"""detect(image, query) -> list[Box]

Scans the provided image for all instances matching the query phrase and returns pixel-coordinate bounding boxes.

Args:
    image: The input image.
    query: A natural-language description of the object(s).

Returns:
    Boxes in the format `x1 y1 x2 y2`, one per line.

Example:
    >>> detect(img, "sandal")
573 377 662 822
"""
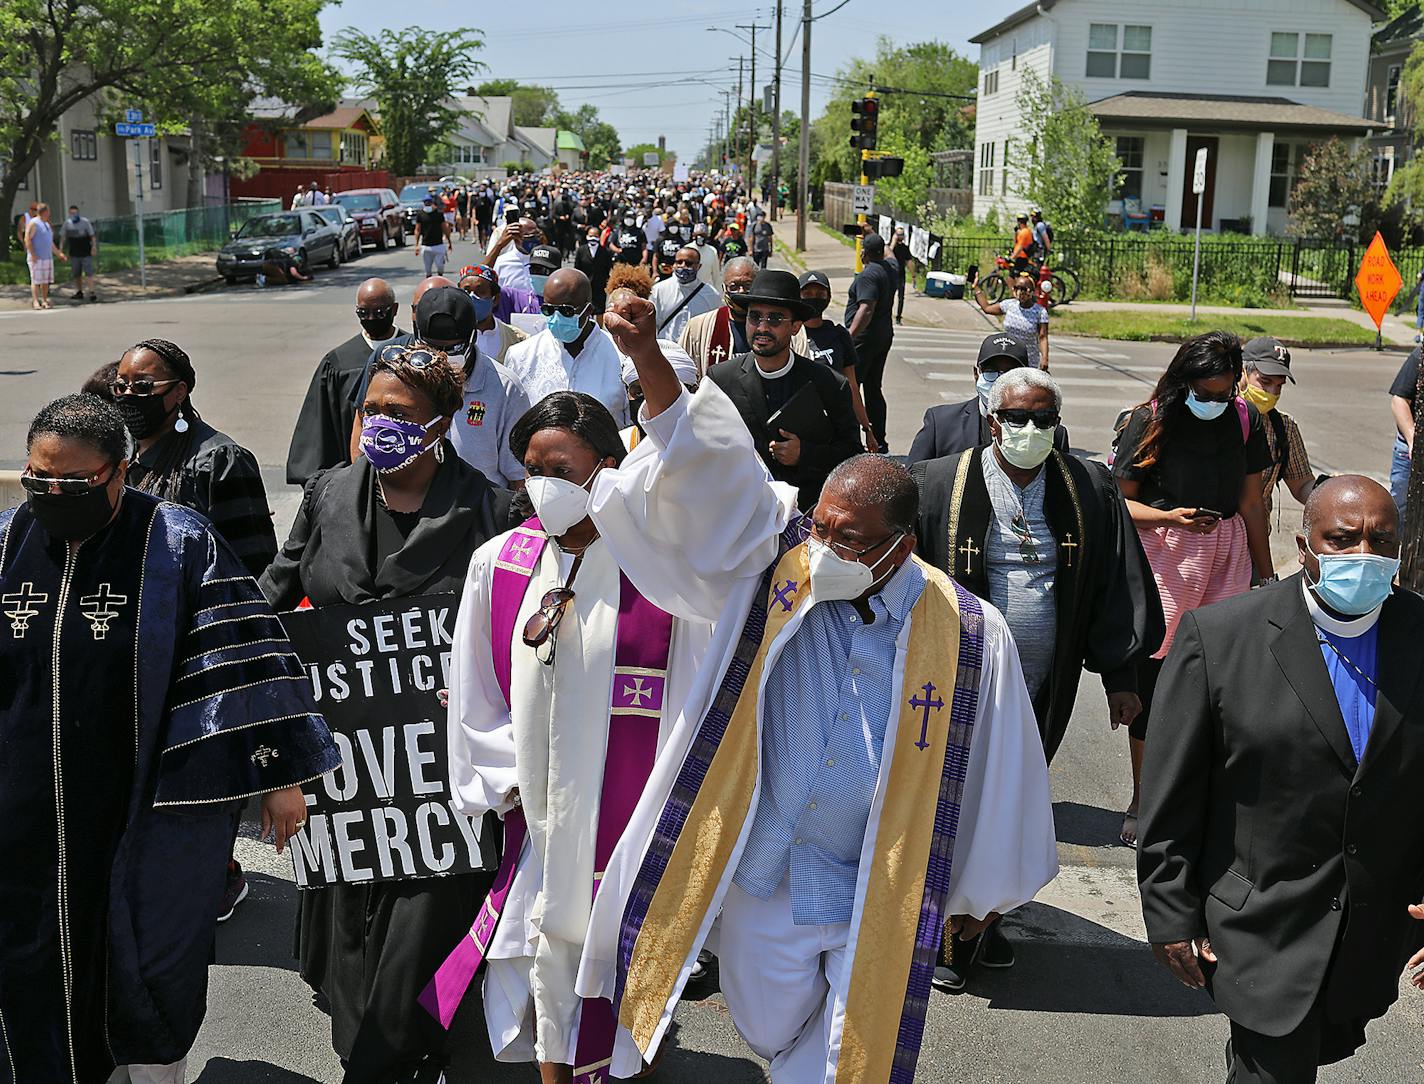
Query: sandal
1119 811 1139 849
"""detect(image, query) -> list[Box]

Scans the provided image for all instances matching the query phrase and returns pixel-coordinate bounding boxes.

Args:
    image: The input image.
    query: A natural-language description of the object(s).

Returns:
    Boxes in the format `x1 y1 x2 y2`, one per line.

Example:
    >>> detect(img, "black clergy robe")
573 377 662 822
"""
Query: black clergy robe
911 447 1164 761
286 329 404 486
0 489 337 1080
261 447 509 1081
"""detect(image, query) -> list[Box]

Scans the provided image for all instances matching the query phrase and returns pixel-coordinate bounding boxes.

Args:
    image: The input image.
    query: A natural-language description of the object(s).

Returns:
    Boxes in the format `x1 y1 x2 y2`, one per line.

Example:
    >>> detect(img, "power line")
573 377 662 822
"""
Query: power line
811 0 855 19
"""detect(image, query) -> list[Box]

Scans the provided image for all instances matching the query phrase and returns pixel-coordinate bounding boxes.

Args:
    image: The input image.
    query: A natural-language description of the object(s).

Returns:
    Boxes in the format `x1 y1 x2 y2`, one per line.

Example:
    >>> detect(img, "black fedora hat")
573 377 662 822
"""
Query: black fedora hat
740 269 814 319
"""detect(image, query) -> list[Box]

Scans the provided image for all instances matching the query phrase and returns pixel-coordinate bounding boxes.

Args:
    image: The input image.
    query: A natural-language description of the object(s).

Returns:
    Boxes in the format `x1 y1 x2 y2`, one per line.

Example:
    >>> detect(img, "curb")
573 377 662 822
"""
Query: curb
1052 329 1408 351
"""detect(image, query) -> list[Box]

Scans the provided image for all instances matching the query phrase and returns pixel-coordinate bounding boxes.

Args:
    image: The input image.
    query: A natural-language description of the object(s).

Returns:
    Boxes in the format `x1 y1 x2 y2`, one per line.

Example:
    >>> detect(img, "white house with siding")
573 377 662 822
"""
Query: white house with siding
969 0 1385 235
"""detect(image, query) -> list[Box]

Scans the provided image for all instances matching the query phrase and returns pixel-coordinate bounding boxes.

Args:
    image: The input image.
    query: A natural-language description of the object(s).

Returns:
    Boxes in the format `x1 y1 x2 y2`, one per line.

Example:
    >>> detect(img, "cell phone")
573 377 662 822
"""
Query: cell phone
1191 508 1223 521
505 208 520 224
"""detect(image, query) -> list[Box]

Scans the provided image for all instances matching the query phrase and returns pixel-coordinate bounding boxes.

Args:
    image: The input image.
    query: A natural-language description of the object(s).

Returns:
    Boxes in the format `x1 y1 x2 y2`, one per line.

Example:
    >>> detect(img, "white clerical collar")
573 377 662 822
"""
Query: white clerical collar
363 329 401 350
754 353 795 379
1301 577 1383 636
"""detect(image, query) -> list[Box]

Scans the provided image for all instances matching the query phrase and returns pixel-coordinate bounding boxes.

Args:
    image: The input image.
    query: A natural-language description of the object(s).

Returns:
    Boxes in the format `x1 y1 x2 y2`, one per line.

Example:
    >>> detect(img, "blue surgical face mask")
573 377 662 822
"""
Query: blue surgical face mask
530 274 549 297
976 371 999 411
1186 391 1231 421
469 293 494 322
547 307 587 344
1308 547 1400 616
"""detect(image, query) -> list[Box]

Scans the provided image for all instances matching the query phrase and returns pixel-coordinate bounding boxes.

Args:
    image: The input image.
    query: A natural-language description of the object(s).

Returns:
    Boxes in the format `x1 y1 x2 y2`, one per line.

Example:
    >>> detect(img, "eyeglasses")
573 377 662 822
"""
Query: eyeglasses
539 302 590 319
995 409 1060 430
523 586 575 665
1010 512 1041 564
745 310 793 328
379 344 447 370
109 376 179 397
21 463 120 495
811 526 897 562
725 284 751 295
355 305 397 320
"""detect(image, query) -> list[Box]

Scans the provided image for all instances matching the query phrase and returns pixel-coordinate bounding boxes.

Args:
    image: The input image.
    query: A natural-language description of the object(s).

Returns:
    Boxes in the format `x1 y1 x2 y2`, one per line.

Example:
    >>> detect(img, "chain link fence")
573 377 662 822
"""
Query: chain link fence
91 199 283 272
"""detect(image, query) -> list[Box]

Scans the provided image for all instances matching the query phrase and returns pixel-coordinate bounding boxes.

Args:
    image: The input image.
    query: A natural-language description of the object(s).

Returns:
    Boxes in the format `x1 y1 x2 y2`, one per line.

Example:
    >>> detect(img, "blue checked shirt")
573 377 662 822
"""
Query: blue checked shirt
733 559 926 925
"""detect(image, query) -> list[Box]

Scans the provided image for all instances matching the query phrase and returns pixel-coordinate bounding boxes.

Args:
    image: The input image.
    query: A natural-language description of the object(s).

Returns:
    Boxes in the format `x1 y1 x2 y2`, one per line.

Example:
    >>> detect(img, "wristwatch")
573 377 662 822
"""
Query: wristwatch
1258 573 1279 586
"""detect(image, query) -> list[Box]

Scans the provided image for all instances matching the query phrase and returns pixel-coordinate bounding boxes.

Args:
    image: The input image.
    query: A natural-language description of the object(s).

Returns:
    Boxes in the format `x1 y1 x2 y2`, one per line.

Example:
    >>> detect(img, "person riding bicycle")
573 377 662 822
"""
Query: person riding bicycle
1031 209 1053 261
1011 213 1035 274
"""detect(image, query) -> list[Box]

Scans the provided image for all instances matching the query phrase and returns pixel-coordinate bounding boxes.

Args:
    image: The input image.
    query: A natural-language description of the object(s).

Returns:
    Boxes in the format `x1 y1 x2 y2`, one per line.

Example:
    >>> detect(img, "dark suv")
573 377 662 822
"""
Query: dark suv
332 188 406 250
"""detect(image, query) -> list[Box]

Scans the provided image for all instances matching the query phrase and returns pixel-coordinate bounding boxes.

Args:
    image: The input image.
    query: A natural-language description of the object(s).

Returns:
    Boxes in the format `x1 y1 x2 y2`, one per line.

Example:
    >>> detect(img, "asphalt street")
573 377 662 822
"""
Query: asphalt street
5 245 1423 1082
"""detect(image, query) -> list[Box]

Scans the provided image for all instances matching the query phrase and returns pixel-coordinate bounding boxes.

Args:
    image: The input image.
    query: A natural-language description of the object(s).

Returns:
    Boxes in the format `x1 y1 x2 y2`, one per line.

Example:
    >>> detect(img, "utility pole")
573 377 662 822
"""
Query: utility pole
771 2 783 221
736 22 768 189
736 55 745 177
796 0 811 251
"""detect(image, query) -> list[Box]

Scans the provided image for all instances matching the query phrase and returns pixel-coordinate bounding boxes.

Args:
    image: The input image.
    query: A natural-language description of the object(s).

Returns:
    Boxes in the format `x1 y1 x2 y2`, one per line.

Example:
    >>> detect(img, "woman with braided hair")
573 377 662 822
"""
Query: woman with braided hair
113 338 277 581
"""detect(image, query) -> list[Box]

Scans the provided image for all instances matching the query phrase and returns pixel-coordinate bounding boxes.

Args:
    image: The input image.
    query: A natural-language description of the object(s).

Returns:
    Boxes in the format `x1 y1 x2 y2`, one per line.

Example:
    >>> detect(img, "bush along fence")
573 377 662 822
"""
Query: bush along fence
91 199 283 274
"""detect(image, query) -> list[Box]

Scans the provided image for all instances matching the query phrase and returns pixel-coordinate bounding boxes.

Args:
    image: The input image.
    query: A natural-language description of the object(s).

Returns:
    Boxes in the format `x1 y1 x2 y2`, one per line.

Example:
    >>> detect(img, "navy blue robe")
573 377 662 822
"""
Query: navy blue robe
0 488 338 1080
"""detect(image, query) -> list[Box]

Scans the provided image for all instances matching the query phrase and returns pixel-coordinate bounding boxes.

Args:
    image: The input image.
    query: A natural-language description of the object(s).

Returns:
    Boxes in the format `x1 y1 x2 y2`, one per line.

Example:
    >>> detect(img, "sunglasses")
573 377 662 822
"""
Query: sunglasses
995 409 1060 430
746 310 793 328
21 462 120 495
355 305 397 320
539 302 590 319
379 344 447 370
110 376 179 397
1010 512 1041 564
523 586 575 665
1189 386 1235 404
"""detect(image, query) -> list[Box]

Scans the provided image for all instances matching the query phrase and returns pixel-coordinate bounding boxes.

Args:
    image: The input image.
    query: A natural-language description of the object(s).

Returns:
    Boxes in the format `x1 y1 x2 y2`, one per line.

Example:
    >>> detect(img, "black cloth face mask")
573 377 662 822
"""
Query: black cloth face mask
115 393 175 441
27 481 117 542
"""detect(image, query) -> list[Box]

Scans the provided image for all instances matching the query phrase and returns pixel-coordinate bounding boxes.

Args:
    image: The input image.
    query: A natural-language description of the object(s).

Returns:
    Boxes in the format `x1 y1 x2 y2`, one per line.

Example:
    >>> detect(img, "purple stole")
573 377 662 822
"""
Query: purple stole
420 518 674 1082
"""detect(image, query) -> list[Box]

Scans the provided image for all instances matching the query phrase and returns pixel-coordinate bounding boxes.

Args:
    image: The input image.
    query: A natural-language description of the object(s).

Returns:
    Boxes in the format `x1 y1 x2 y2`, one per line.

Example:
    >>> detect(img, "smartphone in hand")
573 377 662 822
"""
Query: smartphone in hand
1191 508 1223 521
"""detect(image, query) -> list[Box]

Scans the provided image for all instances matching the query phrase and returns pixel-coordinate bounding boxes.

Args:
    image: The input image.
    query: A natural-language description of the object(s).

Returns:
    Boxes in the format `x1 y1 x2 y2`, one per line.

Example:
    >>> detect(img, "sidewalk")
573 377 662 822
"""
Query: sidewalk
0 252 221 311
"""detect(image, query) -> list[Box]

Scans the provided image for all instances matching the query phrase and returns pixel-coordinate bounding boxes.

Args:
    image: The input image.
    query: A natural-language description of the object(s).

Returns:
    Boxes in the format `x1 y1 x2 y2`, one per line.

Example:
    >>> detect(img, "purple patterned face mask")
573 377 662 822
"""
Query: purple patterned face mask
360 414 440 473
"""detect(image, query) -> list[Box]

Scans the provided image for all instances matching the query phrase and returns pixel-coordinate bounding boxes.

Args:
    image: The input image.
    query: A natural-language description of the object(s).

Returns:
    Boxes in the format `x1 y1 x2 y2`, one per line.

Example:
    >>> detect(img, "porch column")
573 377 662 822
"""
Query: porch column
1250 131 1274 236
1164 127 1188 232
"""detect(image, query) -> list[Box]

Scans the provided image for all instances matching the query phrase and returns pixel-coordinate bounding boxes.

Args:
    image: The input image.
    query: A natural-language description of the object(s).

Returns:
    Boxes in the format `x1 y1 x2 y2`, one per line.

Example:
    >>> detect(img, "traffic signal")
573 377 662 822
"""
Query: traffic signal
863 156 905 181
850 97 879 151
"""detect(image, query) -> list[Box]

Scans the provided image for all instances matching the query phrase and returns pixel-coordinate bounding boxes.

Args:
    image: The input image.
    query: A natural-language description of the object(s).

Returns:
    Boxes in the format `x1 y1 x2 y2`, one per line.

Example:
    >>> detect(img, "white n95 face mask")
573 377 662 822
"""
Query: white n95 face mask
525 464 601 536
807 534 903 603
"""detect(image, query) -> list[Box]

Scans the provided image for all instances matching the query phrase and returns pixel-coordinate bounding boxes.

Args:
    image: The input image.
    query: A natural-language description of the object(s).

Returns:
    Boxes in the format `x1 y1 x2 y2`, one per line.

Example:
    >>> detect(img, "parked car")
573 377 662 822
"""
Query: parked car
215 210 342 283
332 187 405 250
312 205 362 262
397 182 440 233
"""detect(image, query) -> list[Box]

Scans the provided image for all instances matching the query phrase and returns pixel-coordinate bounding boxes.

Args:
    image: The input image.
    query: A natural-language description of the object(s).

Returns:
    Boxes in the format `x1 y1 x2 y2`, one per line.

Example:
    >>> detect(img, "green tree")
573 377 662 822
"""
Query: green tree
553 103 620 169
1293 136 1376 241
1010 70 1120 241
510 85 560 127
334 26 485 177
0 0 341 258
1385 35 1424 231
472 78 520 97
624 143 668 169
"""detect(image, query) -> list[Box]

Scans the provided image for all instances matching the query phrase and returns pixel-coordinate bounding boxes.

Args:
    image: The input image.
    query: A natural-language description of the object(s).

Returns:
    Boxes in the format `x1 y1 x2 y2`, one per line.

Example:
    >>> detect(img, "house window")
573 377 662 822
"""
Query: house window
1387 64 1401 121
149 140 162 189
456 144 486 165
341 131 367 165
983 69 999 96
1268 142 1302 208
70 129 97 161
978 141 996 197
1373 148 1395 194
1115 136 1145 200
1268 32 1331 88
1002 138 1011 195
286 130 333 160
1087 24 1151 80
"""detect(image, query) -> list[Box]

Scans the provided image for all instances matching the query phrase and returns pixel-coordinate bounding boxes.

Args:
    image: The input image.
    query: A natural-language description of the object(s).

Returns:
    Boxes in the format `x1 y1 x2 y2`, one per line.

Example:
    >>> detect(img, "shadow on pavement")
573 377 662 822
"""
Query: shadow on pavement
214 871 300 973
194 1059 324 1083
1053 800 1129 848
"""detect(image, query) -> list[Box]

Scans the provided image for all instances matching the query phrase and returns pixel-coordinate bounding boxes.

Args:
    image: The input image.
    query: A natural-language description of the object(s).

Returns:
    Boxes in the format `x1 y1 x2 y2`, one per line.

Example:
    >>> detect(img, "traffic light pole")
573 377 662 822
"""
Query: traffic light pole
796 0 811 251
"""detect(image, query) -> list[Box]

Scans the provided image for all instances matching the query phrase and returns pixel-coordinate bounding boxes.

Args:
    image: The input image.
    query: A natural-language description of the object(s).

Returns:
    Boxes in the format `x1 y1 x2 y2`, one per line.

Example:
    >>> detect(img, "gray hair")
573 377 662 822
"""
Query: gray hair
723 255 756 282
987 366 1063 414
822 454 918 535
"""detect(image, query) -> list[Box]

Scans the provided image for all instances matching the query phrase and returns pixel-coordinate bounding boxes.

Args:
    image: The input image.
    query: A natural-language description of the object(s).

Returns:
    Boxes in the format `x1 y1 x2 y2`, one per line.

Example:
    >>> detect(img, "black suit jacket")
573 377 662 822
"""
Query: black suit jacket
707 351 863 511
906 398 1070 466
285 331 373 485
1139 577 1424 1037
574 242 615 306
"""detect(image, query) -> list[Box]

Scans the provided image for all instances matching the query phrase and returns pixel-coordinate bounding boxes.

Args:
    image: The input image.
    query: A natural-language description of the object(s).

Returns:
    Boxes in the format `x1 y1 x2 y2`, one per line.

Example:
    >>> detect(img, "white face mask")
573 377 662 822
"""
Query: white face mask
807 534 903 603
525 463 602 536
996 420 1056 469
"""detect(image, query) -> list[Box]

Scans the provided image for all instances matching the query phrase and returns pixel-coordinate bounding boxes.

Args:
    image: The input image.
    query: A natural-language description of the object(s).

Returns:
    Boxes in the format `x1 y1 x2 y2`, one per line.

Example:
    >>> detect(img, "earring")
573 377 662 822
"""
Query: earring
174 414 189 434
433 440 445 463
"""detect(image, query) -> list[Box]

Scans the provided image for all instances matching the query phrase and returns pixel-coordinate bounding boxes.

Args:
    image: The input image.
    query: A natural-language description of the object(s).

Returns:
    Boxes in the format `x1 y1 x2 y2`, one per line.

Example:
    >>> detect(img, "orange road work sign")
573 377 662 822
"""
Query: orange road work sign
1355 232 1403 331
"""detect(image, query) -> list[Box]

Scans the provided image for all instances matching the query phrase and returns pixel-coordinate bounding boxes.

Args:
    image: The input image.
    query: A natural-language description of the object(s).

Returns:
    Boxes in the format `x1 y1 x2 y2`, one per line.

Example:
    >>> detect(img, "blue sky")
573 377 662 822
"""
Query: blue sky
317 0 981 160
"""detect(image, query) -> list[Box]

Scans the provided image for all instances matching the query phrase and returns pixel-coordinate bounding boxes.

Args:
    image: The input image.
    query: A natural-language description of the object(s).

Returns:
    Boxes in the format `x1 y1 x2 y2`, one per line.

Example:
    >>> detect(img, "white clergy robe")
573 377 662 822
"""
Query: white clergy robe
576 382 1058 1080
447 531 710 1066
502 325 631 428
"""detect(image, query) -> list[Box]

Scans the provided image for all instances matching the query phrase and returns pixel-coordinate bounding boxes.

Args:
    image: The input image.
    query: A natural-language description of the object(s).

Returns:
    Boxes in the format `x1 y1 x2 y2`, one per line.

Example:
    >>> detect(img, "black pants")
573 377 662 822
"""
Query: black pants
1128 655 1164 741
855 336 892 446
895 275 907 320
1226 992 1367 1083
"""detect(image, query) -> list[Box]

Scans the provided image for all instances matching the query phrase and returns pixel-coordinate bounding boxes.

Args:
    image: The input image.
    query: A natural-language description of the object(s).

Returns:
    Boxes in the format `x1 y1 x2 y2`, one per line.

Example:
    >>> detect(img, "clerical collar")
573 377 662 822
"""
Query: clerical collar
1302 578 1382 636
755 354 795 380
363 329 401 350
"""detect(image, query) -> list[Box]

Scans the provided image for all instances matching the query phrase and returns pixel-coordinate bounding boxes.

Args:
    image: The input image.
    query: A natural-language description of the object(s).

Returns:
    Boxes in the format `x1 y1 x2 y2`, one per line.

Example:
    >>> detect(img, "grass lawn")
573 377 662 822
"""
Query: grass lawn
819 222 856 248
0 242 216 285
1051 309 1382 346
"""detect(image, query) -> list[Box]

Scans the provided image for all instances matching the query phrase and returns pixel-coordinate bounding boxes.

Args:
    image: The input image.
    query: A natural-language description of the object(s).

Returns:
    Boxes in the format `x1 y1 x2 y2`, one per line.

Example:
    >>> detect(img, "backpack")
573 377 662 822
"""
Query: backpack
1108 397 1249 467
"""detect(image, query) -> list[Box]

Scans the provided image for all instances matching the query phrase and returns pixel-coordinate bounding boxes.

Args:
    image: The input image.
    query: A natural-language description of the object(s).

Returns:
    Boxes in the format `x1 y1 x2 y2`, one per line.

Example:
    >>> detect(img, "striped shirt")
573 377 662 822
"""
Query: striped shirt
733 558 926 926
1260 408 1311 518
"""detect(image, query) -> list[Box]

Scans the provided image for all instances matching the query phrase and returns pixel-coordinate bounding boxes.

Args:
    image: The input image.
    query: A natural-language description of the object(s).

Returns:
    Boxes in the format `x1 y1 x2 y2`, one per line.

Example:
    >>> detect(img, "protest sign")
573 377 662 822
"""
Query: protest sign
279 595 491 888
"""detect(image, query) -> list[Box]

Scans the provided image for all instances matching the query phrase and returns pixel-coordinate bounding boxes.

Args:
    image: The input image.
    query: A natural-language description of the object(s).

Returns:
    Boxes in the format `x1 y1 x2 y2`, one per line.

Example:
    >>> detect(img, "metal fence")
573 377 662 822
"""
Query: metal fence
93 199 282 272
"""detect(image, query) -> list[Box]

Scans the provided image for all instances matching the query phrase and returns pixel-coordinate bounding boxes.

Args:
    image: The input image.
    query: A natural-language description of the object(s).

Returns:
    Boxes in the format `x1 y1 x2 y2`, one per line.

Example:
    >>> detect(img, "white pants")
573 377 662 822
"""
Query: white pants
108 1059 187 1084
422 243 447 275
718 881 850 1083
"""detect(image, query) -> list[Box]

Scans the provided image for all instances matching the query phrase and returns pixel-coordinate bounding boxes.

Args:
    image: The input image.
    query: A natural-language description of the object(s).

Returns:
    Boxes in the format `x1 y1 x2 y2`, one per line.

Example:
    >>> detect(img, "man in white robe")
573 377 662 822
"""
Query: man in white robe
568 295 1057 1082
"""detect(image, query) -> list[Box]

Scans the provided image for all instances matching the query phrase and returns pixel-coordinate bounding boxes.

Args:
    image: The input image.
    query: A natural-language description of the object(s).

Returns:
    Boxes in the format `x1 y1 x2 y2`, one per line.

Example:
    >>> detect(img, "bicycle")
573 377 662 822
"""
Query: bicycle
975 254 1069 310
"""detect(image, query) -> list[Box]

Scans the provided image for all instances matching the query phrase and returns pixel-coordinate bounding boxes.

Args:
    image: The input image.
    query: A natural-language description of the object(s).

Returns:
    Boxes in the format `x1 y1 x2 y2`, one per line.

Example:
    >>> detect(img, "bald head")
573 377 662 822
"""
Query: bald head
1302 475 1397 539
544 267 591 308
822 455 919 536
412 275 454 310
355 278 395 307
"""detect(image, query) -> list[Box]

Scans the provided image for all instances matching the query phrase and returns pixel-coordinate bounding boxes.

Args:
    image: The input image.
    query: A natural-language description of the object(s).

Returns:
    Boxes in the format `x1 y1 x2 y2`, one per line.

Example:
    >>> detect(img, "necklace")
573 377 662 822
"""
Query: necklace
1316 634 1378 692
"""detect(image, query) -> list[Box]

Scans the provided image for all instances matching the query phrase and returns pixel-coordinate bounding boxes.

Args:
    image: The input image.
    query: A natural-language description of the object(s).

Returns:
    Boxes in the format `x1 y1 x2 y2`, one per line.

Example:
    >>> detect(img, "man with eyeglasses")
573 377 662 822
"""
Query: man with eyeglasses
503 266 630 427
907 334 1071 465
911 366 1163 991
678 256 808 378
286 277 407 485
703 269 862 511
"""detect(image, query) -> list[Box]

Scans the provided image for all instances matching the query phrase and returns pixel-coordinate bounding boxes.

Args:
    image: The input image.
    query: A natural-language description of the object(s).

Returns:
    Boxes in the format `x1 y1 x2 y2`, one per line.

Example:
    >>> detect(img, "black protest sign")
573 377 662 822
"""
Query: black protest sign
279 594 489 888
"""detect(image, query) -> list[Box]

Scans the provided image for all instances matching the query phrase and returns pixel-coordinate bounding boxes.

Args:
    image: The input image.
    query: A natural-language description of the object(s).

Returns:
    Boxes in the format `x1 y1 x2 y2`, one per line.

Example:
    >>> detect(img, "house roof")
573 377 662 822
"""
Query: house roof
556 129 586 152
515 126 557 157
1374 5 1424 48
1088 92 1378 132
971 0 1384 45
298 105 374 131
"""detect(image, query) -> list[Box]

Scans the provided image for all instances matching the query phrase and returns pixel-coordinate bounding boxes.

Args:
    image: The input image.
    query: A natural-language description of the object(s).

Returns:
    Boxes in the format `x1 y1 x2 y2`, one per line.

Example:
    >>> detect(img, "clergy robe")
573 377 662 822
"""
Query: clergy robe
574 384 1058 1081
447 527 712 1068
911 446 1164 762
0 488 338 1081
260 448 509 1081
286 329 404 485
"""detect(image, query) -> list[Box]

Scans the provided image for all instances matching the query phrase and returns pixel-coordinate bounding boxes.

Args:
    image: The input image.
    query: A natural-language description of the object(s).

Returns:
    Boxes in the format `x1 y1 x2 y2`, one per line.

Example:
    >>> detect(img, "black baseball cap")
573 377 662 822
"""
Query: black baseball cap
1243 336 1296 384
798 270 831 291
415 286 477 342
529 244 562 273
977 333 1030 370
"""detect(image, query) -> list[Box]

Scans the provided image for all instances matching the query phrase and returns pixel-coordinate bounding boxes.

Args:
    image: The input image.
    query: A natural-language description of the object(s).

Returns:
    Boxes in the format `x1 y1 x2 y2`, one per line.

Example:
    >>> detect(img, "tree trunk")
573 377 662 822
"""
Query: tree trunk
1402 368 1424 594
186 118 207 208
